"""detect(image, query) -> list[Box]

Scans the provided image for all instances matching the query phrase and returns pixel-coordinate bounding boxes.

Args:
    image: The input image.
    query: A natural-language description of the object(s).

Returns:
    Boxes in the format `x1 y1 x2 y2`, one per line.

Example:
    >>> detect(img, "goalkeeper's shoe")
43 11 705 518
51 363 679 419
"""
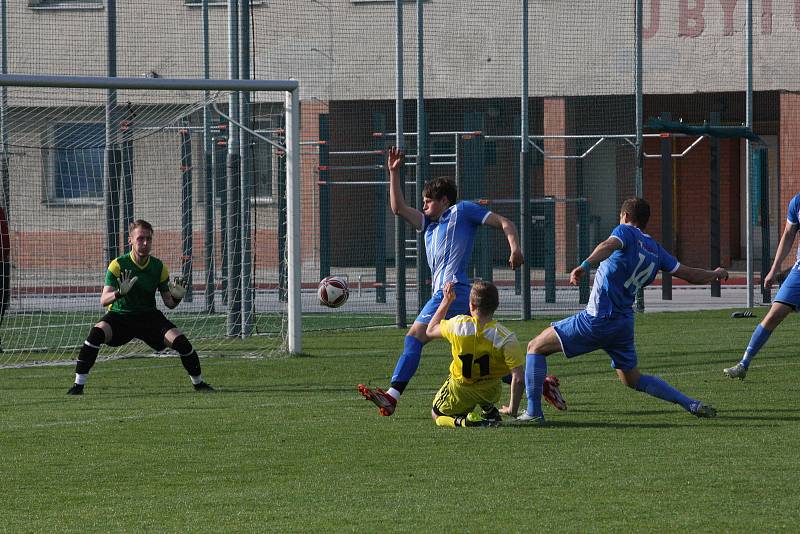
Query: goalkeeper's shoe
66 384 84 396
723 362 748 380
542 375 567 411
193 381 215 392
515 411 545 425
358 384 397 416
691 402 717 418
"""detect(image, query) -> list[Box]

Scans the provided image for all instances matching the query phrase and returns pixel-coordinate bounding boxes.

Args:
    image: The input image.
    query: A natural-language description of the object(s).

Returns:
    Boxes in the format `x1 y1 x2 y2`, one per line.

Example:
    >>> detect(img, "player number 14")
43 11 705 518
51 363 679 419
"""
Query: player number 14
623 253 655 292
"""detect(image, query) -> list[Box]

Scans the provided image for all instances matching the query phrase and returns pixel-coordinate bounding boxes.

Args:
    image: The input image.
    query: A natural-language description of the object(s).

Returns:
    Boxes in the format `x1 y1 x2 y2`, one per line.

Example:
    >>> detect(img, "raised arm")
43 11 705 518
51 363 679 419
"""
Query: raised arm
387 146 424 231
763 222 799 289
425 282 456 339
569 236 623 285
484 212 524 270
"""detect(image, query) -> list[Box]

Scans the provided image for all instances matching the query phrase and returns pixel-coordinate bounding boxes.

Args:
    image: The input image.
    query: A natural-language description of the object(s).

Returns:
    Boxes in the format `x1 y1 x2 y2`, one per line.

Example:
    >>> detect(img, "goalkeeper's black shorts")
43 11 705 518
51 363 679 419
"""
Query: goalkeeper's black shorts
100 310 178 350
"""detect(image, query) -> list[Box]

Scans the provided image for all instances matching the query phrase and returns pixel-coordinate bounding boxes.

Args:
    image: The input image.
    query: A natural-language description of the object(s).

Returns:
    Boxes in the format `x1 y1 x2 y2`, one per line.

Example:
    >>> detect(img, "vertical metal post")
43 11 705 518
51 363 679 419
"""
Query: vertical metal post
395 0 407 328
179 120 194 303
239 0 253 336
0 0 9 215
373 113 387 303
277 138 287 302
286 88 301 354
215 121 229 305
710 111 721 297
416 0 431 310
121 107 134 252
759 148 771 304
105 0 120 263
318 114 331 279
202 0 215 313
745 0 754 308
520 0 531 319
226 0 242 335
634 0 645 312
660 112 672 300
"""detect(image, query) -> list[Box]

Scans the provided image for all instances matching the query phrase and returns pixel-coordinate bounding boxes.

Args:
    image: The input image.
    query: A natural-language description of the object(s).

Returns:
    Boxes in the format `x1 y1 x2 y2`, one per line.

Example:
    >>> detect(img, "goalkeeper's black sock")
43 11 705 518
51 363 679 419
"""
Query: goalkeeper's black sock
173 335 202 378
75 327 104 376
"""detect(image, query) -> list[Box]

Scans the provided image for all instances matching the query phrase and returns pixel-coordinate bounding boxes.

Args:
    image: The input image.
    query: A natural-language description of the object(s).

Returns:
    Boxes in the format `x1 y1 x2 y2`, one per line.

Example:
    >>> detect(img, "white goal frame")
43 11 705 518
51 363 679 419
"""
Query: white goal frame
0 74 302 354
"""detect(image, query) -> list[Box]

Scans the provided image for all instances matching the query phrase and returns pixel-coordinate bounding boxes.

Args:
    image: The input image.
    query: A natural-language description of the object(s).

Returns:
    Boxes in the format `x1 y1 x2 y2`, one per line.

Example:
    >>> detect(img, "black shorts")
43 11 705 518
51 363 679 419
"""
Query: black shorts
100 310 177 350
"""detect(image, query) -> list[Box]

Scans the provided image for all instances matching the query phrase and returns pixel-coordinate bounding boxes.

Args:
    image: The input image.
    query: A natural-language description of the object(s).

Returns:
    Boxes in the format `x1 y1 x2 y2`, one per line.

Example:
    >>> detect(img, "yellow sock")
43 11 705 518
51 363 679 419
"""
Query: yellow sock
435 415 457 428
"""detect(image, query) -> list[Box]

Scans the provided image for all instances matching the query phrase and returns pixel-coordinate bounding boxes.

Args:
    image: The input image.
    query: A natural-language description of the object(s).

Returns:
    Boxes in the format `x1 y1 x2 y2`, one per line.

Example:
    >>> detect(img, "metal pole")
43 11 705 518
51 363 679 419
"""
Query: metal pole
395 0 407 328
202 0 215 313
660 112 673 300
745 0 754 308
634 0 645 312
520 0 531 320
227 0 242 335
239 0 253 336
0 0 8 215
179 119 194 302
286 88 301 354
416 0 430 310
710 111 721 297
104 0 120 264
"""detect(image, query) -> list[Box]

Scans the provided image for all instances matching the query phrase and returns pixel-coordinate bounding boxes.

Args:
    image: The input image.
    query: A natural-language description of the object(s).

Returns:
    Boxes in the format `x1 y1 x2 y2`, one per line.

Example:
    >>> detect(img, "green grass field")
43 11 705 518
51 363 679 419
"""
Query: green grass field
1 309 798 532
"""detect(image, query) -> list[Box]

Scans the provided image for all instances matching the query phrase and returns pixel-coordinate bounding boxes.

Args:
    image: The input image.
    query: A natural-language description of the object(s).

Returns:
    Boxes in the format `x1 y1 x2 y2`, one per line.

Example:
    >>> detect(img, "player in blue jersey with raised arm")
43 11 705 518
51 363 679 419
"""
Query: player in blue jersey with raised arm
518 197 728 423
359 146 527 416
723 192 800 380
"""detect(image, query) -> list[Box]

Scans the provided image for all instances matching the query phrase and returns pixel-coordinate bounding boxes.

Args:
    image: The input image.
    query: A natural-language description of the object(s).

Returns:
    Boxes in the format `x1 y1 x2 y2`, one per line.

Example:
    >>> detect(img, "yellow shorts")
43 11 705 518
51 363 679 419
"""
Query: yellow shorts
432 375 502 416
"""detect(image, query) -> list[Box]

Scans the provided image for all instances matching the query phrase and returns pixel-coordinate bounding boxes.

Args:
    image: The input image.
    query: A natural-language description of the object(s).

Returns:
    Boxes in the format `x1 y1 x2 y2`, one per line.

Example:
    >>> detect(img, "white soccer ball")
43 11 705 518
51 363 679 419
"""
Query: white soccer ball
318 275 349 308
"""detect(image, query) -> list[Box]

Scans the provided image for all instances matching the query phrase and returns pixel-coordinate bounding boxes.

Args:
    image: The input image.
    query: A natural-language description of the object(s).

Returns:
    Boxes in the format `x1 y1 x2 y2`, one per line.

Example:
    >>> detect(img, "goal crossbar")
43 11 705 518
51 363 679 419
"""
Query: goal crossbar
0 74 303 355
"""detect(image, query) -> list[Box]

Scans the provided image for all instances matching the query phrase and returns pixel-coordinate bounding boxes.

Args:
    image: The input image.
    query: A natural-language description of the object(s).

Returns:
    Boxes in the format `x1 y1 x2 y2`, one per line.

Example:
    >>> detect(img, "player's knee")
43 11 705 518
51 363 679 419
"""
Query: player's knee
171 334 193 356
86 326 106 348
528 335 548 354
408 323 429 343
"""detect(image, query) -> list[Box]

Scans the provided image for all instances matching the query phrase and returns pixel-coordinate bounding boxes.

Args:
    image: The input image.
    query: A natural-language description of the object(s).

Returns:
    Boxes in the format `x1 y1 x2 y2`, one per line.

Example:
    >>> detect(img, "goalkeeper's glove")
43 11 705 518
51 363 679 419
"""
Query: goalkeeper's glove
116 270 138 298
168 276 188 301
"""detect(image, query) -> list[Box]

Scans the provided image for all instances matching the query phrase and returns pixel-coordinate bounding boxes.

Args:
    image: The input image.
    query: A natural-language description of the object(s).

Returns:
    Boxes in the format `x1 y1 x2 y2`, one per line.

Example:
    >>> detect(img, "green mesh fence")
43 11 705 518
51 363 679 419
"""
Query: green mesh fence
0 1 797 363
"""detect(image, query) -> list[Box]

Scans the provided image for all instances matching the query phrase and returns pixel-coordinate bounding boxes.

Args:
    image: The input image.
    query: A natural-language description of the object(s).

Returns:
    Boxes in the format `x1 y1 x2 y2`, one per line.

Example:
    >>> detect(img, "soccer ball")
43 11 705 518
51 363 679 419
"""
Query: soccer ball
318 275 349 308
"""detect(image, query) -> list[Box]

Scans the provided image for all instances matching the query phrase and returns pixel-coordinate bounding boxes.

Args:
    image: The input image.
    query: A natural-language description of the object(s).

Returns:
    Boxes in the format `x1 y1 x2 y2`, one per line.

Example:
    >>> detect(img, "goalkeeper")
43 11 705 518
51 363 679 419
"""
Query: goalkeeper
67 219 214 395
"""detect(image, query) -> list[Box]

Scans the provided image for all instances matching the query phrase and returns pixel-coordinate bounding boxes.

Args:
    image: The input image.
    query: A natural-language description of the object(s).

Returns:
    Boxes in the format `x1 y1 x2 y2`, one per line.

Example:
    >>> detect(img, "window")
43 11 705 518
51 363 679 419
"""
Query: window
47 123 105 204
28 0 102 9
251 117 281 202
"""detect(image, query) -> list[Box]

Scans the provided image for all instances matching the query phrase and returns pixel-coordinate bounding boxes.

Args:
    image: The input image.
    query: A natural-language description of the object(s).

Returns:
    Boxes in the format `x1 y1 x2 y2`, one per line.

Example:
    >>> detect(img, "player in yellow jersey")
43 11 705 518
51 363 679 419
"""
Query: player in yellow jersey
425 280 525 427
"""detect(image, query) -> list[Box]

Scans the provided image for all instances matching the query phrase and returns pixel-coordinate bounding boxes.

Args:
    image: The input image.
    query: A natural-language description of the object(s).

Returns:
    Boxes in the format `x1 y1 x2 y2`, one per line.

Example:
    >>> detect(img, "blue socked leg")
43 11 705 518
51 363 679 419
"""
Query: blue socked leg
391 336 424 385
525 353 547 418
636 374 694 412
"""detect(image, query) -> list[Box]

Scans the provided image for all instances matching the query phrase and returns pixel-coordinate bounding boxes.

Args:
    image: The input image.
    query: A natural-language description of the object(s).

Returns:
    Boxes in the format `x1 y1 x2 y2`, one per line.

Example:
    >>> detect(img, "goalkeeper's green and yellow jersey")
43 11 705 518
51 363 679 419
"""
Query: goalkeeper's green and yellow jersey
439 315 524 385
104 252 170 313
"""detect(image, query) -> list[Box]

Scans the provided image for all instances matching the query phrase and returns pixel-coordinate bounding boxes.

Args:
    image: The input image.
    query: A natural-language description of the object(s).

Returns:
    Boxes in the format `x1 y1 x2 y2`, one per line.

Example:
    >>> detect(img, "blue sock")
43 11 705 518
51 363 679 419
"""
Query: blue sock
741 325 771 368
525 353 547 418
390 336 424 385
636 374 695 413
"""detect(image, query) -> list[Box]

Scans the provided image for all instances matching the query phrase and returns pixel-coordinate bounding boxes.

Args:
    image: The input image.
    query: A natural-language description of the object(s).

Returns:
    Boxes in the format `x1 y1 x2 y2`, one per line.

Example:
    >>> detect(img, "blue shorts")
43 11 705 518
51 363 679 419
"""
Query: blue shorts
551 310 638 370
415 283 471 324
774 267 800 309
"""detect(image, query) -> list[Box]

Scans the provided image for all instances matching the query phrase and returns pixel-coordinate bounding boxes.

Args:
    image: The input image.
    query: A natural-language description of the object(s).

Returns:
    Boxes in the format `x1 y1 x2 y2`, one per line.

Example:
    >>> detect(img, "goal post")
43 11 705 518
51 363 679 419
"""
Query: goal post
0 73 302 365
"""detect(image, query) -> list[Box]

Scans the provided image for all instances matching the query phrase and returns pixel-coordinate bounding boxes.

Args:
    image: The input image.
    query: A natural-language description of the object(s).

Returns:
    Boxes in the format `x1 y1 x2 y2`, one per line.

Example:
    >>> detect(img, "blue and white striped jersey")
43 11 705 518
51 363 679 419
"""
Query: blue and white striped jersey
422 201 490 293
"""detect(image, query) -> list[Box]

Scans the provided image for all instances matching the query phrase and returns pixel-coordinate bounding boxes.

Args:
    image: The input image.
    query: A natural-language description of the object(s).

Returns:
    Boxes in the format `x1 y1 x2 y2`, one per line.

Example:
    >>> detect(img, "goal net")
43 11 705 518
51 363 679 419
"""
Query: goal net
0 75 300 368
